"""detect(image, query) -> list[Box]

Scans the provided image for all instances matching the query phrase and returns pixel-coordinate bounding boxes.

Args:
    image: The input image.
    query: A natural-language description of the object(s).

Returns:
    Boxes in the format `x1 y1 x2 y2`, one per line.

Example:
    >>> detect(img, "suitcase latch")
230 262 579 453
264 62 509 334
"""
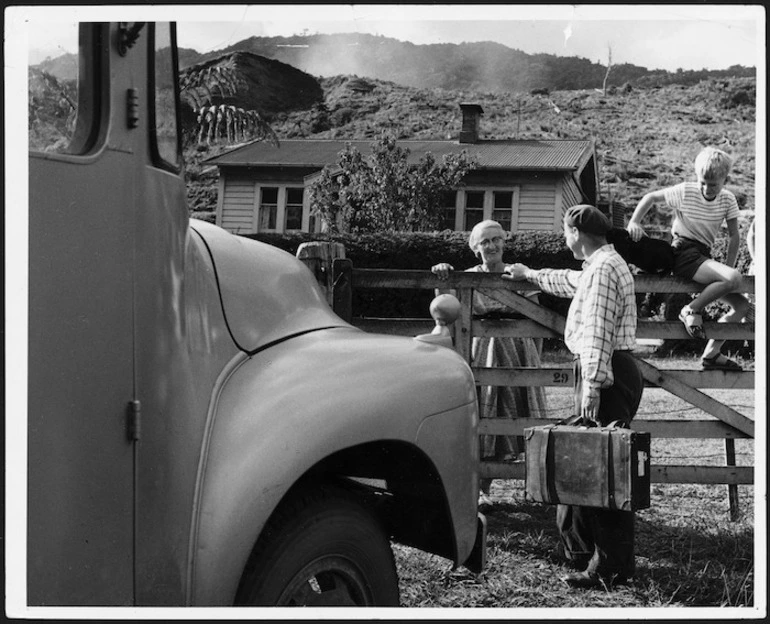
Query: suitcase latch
637 450 648 476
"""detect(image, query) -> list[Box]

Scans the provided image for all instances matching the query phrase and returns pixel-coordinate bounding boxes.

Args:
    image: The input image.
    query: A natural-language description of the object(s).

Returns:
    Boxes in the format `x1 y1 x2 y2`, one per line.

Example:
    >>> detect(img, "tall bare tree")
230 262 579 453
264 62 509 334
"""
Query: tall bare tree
603 44 614 95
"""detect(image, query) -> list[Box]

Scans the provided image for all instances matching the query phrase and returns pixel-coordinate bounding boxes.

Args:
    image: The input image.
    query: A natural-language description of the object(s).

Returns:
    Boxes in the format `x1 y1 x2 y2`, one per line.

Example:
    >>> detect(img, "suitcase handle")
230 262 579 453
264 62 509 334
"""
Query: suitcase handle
557 414 597 428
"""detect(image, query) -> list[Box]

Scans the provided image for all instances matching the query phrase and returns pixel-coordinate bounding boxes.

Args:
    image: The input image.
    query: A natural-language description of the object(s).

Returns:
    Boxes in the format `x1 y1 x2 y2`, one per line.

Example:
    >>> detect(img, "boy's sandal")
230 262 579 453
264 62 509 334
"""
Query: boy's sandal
701 354 742 371
678 309 707 339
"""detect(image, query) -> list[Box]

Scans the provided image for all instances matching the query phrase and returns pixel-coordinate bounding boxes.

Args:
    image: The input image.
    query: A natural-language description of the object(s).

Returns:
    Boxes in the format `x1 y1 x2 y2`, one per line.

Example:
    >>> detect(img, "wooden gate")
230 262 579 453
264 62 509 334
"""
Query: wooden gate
327 258 755 519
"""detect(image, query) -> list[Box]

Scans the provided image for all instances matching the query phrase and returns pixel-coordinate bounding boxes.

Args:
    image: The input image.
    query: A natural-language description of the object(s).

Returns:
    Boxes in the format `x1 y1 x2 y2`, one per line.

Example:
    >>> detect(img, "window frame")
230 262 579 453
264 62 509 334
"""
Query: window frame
147 22 182 173
458 187 519 232
257 186 279 231
28 22 108 157
284 187 305 231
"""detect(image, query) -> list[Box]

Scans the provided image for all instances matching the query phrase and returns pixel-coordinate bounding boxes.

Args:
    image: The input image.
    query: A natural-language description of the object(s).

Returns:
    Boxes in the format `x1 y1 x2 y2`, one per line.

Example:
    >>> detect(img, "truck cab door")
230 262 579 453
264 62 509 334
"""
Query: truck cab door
28 23 137 605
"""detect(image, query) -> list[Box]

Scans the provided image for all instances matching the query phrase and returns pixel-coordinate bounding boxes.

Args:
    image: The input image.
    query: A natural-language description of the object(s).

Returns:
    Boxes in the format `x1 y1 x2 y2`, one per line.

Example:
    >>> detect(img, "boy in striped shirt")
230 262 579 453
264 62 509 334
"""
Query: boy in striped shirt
626 146 749 371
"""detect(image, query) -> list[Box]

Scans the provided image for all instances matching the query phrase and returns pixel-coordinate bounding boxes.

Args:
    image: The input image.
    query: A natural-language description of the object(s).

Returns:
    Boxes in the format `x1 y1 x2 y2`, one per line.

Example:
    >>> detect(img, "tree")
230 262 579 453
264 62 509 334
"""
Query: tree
602 44 614 95
179 58 278 147
309 135 476 234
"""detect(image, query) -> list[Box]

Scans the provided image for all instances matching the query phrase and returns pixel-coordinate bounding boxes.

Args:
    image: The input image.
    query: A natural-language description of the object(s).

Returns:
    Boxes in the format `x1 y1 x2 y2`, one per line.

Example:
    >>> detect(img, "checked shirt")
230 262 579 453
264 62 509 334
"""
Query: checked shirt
530 245 637 398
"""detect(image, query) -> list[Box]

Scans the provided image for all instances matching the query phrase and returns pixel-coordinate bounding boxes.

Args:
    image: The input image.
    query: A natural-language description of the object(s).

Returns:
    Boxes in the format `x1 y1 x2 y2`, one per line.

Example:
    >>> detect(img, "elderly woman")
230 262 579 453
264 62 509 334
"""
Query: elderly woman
432 220 548 503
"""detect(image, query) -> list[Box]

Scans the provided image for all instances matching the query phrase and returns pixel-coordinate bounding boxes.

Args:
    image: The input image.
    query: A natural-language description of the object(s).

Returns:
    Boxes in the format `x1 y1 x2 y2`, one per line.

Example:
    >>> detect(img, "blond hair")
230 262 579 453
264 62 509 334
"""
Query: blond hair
468 220 506 254
694 146 732 180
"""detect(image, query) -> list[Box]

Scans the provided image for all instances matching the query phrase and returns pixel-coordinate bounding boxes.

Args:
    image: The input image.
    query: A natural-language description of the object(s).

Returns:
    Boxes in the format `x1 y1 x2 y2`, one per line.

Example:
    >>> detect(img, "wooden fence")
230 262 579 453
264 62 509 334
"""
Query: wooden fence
308 247 755 519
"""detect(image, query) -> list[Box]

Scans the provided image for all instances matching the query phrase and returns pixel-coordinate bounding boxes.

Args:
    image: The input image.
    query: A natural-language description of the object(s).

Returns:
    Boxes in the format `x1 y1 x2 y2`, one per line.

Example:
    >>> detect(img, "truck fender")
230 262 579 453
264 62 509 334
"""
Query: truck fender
185 328 478 605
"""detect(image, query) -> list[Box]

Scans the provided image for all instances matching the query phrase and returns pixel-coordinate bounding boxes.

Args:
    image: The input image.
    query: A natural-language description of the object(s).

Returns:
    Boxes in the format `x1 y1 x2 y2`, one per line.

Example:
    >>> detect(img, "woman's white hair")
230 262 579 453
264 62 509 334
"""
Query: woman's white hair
468 219 506 253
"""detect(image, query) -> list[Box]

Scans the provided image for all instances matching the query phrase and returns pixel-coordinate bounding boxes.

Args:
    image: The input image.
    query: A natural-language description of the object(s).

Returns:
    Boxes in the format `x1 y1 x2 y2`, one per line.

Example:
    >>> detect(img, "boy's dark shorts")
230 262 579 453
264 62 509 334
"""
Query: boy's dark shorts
671 236 711 280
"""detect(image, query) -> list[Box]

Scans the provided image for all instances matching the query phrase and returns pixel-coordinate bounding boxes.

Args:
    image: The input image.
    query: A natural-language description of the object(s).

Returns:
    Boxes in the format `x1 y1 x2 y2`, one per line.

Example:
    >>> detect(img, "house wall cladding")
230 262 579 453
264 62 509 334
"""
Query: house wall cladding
560 176 585 216
517 182 558 230
220 178 256 233
216 166 590 234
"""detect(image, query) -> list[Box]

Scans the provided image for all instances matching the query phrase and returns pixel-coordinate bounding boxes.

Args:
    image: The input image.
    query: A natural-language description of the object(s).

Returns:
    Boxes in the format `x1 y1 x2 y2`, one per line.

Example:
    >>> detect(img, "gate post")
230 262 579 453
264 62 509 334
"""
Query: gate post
454 287 474 364
725 438 739 521
296 241 346 307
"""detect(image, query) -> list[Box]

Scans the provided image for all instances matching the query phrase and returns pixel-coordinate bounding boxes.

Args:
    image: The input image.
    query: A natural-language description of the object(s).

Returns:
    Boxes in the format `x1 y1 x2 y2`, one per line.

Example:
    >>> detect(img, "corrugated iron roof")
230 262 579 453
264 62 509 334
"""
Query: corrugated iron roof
205 138 594 171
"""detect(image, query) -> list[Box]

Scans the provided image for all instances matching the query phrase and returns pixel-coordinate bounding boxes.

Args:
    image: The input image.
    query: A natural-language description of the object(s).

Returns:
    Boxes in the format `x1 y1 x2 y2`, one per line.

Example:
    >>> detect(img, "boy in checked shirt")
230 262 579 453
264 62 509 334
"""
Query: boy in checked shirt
504 204 644 589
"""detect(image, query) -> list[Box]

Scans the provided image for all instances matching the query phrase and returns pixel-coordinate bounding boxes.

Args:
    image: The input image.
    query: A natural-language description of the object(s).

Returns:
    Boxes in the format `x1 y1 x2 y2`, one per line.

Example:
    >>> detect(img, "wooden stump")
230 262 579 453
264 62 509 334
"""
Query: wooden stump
296 241 346 307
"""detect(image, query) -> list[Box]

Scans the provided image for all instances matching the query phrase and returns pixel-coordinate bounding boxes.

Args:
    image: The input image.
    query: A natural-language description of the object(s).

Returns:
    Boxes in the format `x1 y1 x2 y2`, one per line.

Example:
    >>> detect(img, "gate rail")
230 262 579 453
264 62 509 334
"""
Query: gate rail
329 260 755 519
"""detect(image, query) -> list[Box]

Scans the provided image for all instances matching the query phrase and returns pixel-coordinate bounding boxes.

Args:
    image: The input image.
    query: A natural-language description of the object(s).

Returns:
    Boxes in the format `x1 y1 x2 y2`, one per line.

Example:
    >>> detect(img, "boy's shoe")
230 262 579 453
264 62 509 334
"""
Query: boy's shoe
560 570 630 589
701 354 742 371
678 306 707 340
561 570 602 589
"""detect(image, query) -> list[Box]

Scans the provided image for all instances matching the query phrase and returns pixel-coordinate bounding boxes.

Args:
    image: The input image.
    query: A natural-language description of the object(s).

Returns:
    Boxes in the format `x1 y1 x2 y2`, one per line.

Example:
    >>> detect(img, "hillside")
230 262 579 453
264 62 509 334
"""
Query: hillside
189 32 756 94
186 71 756 222
27 40 755 222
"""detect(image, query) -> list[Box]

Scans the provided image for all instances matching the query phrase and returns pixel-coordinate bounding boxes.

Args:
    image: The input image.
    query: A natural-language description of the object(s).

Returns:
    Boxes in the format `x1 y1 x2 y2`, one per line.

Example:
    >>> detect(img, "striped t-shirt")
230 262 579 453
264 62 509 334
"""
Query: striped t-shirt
663 182 740 248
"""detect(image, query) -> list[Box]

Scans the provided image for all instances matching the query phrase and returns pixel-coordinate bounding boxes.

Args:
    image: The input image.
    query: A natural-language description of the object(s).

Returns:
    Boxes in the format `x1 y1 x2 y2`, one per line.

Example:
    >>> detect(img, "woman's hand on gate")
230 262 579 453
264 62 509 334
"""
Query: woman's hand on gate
431 263 454 280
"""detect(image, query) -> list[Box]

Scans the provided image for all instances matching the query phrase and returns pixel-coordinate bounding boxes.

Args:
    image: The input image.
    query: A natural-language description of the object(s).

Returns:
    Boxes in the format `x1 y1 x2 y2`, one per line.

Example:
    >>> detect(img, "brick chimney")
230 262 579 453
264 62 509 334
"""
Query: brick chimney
459 103 484 144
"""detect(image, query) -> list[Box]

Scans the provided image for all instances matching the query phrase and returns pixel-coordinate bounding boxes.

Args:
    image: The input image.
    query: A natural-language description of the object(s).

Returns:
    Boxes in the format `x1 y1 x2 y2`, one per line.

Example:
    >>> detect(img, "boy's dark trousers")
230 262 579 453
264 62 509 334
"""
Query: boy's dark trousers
557 350 644 578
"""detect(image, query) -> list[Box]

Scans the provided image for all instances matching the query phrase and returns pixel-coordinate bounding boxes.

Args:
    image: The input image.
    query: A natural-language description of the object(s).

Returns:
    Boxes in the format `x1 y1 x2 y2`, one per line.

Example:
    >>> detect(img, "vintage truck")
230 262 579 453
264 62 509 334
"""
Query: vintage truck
26 21 485 607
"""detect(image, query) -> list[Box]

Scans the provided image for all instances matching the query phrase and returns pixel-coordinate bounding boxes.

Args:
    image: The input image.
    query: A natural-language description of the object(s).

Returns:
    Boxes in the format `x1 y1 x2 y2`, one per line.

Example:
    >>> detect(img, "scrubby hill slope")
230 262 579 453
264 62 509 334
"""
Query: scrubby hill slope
197 32 756 93
188 71 756 219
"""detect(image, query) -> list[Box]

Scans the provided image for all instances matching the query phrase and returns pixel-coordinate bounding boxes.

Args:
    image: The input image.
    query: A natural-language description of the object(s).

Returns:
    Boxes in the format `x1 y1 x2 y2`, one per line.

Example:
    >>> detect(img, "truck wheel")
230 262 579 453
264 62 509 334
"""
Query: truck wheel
235 484 400 606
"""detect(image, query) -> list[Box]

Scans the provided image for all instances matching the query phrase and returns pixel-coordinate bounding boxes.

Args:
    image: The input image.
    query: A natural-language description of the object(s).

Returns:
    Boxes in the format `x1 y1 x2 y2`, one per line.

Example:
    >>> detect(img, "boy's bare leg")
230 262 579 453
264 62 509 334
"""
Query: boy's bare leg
685 260 748 361
688 260 744 312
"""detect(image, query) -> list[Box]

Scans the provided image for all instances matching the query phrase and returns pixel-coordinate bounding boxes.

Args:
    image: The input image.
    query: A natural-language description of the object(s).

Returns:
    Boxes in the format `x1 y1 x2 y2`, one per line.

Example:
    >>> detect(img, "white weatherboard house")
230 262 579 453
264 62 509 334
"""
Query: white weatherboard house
206 104 600 234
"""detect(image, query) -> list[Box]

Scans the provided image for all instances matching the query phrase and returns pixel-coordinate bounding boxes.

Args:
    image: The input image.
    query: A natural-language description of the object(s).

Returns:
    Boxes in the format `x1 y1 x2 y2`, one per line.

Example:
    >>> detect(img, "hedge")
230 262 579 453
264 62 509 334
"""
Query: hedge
241 230 581 318
240 228 754 358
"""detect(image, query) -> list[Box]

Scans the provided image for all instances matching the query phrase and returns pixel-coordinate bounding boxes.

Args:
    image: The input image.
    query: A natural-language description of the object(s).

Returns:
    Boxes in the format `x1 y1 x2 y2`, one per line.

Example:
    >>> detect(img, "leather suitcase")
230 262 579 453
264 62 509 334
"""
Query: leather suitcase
524 421 651 511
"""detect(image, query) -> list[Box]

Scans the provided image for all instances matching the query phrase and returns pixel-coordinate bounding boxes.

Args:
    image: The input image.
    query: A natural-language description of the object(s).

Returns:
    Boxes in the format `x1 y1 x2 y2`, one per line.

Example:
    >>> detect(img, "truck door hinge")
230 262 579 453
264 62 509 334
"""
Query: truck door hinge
128 400 142 441
127 88 139 129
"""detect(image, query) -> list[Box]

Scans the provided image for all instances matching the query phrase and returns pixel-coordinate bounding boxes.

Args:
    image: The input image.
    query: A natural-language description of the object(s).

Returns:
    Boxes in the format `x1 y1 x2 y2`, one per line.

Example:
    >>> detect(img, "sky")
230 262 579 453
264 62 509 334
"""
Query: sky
18 4 765 72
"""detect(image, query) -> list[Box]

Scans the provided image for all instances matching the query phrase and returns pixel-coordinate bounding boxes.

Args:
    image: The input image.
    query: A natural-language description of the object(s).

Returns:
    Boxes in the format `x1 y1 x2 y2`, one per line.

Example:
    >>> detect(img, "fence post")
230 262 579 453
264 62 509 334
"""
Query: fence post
296 241 346 307
454 286 474 364
332 258 353 323
725 438 739 521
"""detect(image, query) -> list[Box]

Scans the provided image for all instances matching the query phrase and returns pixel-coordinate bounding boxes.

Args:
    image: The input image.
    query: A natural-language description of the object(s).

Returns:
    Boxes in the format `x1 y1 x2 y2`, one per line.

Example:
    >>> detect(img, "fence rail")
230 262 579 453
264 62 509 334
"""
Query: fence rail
327 257 755 519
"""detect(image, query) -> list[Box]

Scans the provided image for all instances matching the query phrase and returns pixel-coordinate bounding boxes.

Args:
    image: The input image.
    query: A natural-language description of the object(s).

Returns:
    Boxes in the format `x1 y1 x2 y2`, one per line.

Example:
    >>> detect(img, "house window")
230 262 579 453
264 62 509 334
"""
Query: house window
259 187 278 230
492 191 514 232
285 188 304 230
463 191 485 231
439 190 457 230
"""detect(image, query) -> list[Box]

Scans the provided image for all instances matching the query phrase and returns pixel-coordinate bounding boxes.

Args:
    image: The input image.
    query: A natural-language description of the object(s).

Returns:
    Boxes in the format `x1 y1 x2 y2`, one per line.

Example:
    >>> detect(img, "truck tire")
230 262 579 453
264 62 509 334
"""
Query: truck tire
234 484 400 606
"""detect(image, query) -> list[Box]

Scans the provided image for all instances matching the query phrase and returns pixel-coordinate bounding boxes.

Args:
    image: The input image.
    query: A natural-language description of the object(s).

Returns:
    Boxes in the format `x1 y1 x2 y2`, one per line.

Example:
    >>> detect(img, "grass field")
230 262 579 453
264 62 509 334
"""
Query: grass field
393 353 759 613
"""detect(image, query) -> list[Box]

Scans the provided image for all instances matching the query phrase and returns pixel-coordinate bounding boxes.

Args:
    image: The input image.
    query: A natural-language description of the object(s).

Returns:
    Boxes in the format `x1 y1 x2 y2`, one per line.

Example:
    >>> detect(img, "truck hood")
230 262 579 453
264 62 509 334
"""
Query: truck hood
190 220 348 353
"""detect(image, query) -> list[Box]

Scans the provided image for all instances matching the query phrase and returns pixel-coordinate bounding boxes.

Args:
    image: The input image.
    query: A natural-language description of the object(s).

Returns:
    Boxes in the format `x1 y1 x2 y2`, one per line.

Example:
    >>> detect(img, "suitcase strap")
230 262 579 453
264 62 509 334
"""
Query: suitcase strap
601 428 615 509
536 423 620 508
538 428 559 504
